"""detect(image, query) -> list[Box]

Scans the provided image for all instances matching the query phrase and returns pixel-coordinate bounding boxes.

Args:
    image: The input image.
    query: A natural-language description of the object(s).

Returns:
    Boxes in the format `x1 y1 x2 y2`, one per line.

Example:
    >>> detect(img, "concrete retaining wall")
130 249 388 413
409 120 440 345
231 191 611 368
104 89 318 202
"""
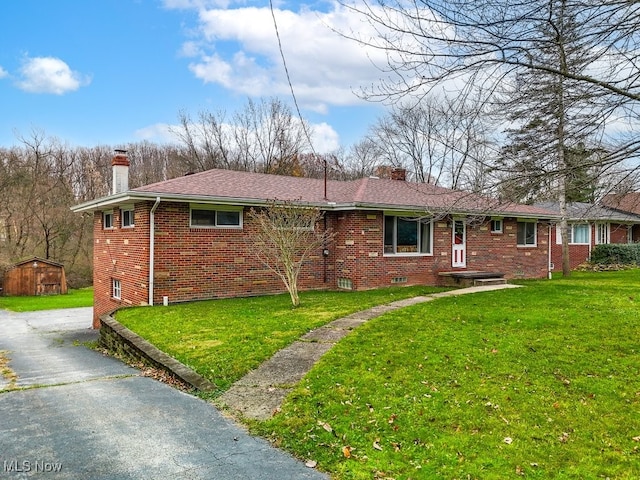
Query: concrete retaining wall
99 314 217 392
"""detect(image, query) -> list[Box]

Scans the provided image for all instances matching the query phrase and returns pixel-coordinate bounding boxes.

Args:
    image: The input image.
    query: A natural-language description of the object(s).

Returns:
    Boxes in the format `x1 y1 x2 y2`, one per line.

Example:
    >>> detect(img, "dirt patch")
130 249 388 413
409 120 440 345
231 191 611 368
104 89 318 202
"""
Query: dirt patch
0 350 18 390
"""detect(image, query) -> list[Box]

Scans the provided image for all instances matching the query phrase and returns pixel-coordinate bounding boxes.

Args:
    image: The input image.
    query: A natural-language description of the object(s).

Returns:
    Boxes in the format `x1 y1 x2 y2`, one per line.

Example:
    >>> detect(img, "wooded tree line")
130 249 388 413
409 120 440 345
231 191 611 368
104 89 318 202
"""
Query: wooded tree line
3 0 640 283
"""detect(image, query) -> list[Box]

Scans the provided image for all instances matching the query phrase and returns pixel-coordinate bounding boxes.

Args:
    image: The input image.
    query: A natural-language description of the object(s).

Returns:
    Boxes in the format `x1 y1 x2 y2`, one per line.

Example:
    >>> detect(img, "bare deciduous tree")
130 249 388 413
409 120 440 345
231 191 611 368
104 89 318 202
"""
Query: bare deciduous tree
247 202 334 307
340 0 640 275
171 97 311 176
366 97 493 189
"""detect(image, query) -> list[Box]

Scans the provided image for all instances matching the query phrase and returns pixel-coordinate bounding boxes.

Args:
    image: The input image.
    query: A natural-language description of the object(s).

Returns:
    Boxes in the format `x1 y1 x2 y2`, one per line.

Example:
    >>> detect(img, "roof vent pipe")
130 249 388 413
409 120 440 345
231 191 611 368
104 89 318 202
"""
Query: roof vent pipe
112 150 130 194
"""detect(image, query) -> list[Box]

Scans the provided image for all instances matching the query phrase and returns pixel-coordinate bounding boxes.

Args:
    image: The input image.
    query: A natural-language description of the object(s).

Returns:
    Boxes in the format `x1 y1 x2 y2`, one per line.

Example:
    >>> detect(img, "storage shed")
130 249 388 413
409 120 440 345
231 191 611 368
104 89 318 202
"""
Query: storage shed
2 257 68 296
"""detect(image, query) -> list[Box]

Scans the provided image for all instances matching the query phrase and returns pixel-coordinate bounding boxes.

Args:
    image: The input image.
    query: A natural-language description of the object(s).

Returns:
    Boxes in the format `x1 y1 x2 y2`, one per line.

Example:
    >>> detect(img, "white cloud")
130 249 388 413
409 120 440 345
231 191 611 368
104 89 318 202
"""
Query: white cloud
135 123 182 143
311 121 340 154
137 118 340 153
0 66 7 79
17 56 90 95
173 3 385 111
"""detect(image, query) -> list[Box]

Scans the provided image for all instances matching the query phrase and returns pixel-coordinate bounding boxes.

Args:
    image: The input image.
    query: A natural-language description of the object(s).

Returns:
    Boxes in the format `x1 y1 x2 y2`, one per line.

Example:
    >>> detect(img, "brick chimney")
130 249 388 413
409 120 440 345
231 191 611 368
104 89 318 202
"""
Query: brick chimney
112 149 130 194
391 167 406 181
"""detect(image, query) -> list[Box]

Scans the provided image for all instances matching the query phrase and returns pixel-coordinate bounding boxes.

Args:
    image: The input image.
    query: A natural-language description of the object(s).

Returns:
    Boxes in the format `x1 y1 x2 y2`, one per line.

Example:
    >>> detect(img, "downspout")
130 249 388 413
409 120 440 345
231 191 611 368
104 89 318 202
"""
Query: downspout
148 197 161 306
548 222 553 279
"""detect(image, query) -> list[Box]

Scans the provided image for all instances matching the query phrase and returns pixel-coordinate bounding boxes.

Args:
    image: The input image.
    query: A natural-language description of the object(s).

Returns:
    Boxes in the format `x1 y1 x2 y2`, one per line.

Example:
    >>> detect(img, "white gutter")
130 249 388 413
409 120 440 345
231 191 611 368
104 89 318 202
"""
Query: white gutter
148 197 161 306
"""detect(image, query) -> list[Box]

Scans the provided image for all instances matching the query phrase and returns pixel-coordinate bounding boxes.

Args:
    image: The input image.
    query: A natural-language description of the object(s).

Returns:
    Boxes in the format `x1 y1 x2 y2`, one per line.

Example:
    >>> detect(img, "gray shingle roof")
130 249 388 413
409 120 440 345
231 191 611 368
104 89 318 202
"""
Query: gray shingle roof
535 201 640 222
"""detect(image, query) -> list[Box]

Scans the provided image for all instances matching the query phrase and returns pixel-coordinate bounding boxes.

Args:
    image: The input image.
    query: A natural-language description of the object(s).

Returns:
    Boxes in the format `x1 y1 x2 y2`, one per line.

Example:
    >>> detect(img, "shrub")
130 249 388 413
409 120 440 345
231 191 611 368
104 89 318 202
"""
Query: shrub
590 243 640 265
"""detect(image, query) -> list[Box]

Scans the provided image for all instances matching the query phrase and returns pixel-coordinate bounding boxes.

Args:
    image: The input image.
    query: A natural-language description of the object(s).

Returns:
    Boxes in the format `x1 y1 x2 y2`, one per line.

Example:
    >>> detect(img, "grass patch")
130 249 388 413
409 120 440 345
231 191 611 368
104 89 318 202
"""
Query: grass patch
252 271 640 479
115 286 448 392
0 288 93 312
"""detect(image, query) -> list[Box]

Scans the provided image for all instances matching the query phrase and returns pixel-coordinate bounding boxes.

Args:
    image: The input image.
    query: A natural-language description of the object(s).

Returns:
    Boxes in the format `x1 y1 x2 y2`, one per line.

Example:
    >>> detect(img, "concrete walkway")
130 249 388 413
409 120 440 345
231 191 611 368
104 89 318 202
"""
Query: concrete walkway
218 283 521 420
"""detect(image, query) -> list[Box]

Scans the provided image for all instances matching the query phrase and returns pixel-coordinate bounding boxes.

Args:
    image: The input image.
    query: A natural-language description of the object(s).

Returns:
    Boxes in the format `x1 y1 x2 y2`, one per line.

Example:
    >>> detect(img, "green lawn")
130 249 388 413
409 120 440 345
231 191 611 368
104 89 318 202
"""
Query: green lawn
115 272 640 478
252 271 640 479
0 287 93 311
115 285 449 393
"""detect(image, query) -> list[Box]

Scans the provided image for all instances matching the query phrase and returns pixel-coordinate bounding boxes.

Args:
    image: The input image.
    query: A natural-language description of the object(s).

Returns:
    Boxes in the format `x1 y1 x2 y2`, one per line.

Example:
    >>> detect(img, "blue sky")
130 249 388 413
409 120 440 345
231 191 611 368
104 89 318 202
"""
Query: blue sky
0 0 388 152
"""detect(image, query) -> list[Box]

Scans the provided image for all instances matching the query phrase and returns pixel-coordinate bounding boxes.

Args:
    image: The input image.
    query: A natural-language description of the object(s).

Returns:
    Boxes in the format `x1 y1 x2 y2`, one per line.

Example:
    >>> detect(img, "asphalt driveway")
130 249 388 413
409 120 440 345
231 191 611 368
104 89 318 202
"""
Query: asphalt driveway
0 308 327 479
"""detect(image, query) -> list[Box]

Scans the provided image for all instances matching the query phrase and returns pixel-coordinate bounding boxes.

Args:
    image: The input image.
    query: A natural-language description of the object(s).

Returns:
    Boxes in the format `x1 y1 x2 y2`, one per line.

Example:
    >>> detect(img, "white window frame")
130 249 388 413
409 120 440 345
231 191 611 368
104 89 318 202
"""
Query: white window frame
595 223 610 245
490 218 503 234
112 279 121 300
121 206 135 228
383 214 433 256
557 223 592 245
189 204 243 229
517 221 537 247
103 210 114 230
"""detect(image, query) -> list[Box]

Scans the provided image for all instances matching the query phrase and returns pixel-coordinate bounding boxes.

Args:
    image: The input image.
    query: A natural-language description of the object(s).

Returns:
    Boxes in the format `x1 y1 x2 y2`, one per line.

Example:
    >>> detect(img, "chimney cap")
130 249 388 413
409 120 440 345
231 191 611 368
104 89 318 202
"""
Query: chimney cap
114 149 127 155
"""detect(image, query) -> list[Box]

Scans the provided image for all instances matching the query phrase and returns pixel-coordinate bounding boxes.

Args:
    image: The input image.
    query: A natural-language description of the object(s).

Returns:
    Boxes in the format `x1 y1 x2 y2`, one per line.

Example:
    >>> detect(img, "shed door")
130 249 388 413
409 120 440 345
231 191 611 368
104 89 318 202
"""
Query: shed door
37 267 62 295
452 219 466 268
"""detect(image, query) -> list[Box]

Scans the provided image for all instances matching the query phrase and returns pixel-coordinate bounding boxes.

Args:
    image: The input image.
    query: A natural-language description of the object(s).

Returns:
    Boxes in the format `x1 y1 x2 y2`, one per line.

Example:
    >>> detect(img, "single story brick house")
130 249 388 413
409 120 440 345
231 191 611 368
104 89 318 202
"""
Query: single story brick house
601 193 640 242
536 202 640 271
73 152 559 328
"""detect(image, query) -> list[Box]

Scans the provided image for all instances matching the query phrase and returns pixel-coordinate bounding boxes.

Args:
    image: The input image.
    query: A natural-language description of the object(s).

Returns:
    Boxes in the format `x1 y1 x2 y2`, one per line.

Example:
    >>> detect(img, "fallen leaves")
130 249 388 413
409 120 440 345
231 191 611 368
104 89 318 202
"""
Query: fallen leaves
320 421 333 433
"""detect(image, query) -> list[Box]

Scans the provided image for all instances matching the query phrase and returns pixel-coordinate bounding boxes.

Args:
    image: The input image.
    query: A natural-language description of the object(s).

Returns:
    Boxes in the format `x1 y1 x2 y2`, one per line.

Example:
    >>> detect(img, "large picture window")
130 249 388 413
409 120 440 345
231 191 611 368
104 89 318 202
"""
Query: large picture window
384 215 432 255
570 224 590 244
517 221 537 246
557 223 591 245
190 205 242 228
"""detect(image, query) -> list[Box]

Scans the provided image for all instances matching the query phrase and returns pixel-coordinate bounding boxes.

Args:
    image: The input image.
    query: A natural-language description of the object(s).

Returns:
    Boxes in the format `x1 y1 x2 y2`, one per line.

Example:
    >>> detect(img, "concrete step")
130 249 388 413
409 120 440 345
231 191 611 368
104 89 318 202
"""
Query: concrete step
473 278 507 287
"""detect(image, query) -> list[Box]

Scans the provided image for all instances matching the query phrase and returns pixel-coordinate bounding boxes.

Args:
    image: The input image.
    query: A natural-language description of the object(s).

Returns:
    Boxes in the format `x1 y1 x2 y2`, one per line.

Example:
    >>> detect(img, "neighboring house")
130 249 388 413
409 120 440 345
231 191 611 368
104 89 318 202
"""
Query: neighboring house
1 257 68 296
536 202 640 271
602 193 640 242
73 152 558 328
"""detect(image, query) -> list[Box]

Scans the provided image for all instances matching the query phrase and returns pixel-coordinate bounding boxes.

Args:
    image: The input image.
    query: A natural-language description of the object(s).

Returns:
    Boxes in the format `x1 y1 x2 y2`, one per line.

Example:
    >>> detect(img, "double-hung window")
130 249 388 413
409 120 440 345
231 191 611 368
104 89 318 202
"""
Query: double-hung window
384 215 432 255
190 205 242 228
595 223 609 245
121 207 135 228
103 211 114 229
517 221 537 246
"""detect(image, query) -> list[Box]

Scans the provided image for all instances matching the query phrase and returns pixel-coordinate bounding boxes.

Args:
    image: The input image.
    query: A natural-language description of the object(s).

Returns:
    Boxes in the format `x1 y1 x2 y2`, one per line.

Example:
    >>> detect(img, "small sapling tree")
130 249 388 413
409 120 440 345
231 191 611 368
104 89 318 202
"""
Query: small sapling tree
247 200 334 307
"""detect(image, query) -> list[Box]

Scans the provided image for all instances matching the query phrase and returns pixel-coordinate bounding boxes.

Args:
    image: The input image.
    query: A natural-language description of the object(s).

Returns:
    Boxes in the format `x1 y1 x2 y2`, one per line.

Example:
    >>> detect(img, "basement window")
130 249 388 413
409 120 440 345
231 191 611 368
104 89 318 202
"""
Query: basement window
337 278 353 290
190 205 242 228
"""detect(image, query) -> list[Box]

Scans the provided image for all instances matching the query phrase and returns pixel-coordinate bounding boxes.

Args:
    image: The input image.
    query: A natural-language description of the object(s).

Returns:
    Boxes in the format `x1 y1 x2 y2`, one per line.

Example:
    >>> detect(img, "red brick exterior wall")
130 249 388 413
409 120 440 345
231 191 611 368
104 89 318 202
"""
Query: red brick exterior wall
93 203 151 328
550 222 632 271
92 203 552 326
